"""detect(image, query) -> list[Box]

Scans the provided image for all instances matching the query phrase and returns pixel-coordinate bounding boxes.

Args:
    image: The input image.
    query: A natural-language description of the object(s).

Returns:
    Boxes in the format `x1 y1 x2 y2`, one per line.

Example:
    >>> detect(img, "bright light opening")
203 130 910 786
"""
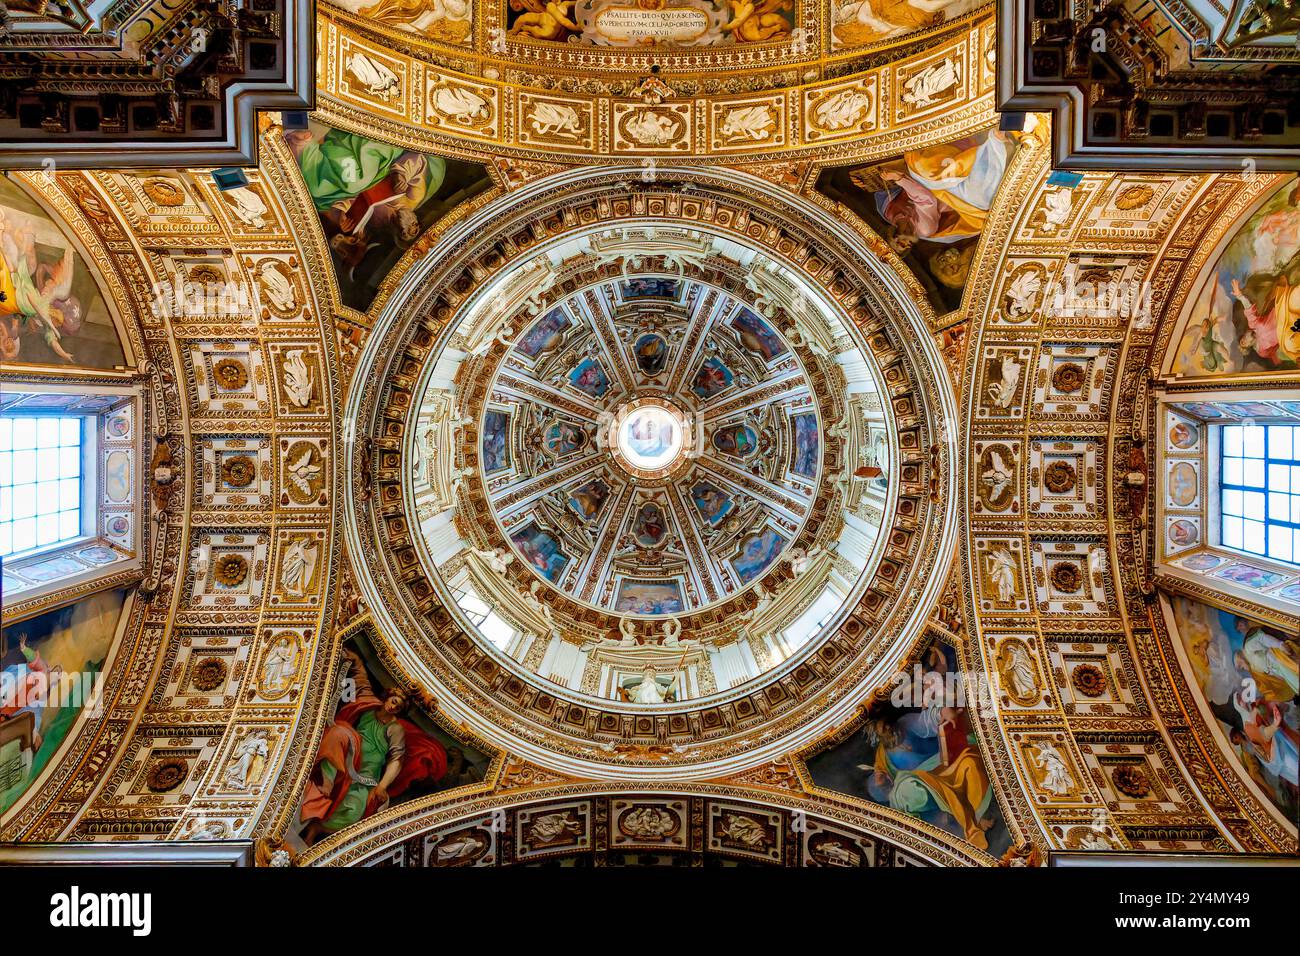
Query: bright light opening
616 405 685 471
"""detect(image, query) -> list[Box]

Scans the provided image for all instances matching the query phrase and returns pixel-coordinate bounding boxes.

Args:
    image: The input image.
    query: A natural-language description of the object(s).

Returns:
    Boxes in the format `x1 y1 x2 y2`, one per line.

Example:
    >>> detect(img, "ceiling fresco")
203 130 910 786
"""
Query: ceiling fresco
350 171 954 773
457 275 842 617
0 176 125 369
323 0 987 57
1 0 1298 878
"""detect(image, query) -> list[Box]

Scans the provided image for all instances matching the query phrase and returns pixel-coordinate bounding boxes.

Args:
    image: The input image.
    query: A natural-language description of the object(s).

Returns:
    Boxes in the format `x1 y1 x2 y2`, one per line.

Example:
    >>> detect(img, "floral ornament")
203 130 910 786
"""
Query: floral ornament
221 455 257 488
190 656 228 692
189 264 224 285
213 357 249 390
1043 460 1077 494
141 177 186 206
1050 561 1083 593
1114 184 1154 210
1071 662 1107 697
213 553 249 588
1051 363 1085 394
1111 764 1151 799
146 757 189 793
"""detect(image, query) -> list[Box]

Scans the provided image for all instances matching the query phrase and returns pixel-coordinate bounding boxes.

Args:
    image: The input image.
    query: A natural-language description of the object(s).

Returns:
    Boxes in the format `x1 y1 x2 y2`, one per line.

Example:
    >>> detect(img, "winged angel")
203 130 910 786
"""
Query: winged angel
979 447 1013 506
286 445 322 498
986 354 1021 409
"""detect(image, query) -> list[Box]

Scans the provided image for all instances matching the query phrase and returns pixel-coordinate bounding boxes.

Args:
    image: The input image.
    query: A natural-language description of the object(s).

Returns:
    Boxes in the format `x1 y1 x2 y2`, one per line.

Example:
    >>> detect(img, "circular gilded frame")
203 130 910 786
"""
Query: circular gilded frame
343 165 958 779
607 395 693 482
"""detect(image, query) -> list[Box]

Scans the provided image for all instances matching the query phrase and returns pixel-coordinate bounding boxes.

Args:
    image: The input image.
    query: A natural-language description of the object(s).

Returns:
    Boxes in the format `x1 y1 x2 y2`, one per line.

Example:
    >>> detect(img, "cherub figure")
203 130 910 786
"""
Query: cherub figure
508 0 578 40
723 0 793 42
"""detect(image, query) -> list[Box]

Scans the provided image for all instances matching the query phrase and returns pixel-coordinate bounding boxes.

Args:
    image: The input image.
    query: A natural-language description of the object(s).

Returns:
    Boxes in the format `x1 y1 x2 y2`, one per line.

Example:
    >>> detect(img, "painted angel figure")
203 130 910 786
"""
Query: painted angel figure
507 0 578 41
723 0 793 43
834 0 954 43
360 0 472 37
0 210 78 362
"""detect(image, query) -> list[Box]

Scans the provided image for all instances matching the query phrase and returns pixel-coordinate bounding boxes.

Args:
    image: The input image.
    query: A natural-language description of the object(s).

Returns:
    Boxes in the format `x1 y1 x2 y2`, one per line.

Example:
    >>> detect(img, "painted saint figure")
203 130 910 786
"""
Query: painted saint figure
300 649 448 845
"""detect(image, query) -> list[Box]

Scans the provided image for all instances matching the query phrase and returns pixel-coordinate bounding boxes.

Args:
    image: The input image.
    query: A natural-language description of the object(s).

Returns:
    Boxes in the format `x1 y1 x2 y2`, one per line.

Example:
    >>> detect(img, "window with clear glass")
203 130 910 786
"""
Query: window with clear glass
1220 423 1300 566
0 415 85 558
452 585 515 648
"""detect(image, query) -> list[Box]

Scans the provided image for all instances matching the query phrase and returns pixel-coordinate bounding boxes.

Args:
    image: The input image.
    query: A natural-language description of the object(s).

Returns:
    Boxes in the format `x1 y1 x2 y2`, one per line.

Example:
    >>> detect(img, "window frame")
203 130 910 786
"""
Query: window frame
1155 391 1300 623
0 412 97 562
1216 422 1300 567
0 380 144 620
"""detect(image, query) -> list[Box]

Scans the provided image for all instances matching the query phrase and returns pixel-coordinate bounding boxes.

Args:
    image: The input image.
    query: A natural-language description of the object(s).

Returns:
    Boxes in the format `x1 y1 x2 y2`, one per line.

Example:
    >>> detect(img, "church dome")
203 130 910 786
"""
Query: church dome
344 166 957 777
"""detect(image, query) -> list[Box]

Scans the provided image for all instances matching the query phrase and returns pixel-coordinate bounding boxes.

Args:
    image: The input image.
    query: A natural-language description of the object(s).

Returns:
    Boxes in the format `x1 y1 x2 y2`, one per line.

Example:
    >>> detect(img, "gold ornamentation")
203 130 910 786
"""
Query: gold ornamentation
145 758 188 793
1043 460 1077 494
222 455 257 488
254 836 297 867
214 553 249 588
284 440 325 504
1051 362 1085 394
1050 561 1082 593
141 177 186 206
1115 185 1154 210
347 171 950 769
190 657 228 692
1111 764 1151 798
150 435 176 513
213 358 249 390
997 842 1042 867
1071 663 1107 698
